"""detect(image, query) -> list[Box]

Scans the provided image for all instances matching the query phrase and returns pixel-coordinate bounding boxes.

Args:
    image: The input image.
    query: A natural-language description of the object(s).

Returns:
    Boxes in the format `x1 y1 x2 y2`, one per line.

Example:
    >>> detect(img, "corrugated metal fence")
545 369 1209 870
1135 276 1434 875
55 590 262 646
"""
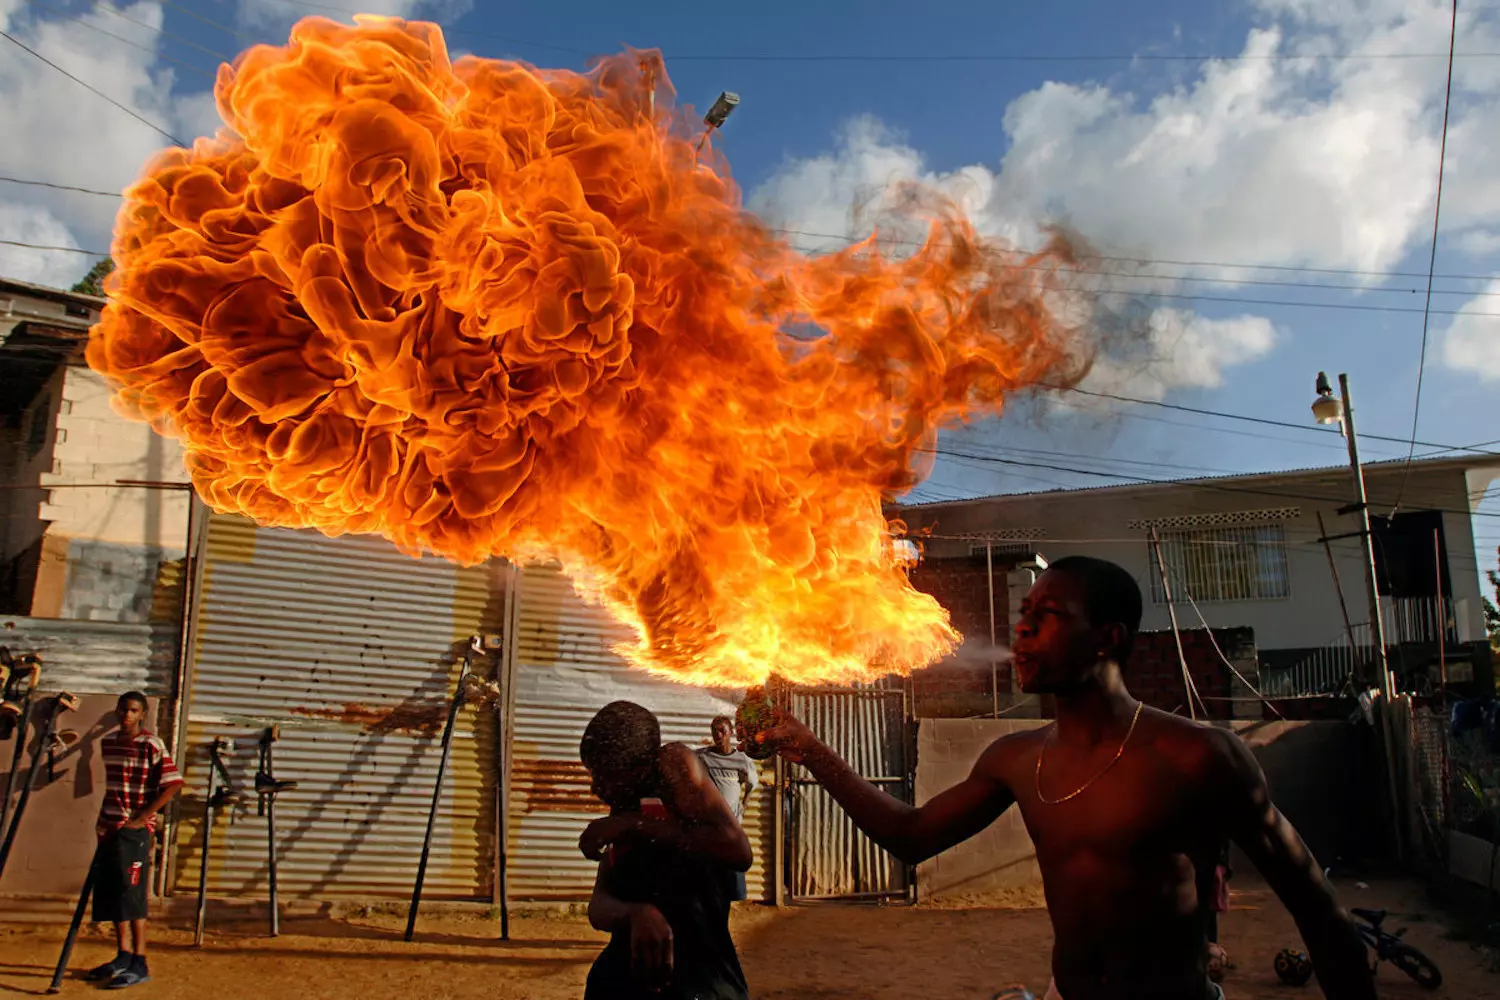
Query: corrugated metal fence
172 515 505 900
0 616 177 696
504 564 774 902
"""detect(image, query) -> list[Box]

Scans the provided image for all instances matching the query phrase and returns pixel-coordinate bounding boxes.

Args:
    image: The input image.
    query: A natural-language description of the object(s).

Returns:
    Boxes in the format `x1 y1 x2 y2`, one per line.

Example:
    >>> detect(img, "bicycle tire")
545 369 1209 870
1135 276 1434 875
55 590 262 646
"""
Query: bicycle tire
1388 942 1442 990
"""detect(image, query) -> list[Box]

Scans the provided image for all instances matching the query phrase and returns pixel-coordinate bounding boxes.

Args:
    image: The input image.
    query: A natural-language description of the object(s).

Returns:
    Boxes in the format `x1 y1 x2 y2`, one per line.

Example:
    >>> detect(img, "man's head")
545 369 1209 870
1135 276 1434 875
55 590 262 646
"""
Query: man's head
1013 557 1143 694
116 691 148 735
580 701 661 810
710 715 734 754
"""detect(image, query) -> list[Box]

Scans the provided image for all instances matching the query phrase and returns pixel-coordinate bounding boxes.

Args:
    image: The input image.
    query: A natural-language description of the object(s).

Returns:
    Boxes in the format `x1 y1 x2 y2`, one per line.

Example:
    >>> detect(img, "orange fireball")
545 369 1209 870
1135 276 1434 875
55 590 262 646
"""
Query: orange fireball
88 15 1086 687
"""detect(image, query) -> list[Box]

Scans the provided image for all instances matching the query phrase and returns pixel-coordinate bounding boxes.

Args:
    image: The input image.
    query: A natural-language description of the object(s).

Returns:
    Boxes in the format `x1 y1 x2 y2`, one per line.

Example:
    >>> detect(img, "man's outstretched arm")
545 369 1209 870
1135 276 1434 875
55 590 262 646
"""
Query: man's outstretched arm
760 712 1016 865
1213 730 1375 1000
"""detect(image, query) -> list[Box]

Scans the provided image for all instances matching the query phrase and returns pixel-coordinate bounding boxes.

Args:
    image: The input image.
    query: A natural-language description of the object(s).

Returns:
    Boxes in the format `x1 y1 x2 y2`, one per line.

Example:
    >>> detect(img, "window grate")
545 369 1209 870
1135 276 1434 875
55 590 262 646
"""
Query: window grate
1148 523 1291 603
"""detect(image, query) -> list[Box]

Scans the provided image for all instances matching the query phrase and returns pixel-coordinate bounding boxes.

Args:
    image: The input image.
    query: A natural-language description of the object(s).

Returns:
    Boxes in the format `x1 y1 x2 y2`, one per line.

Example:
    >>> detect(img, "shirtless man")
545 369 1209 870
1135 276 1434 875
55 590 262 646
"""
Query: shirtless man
760 556 1375 1000
578 700 753 1000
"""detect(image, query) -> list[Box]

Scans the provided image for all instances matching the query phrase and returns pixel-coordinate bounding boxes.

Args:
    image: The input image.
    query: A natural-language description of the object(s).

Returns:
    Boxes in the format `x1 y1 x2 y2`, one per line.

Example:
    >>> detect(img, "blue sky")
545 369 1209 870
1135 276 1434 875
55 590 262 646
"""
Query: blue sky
0 0 1496 585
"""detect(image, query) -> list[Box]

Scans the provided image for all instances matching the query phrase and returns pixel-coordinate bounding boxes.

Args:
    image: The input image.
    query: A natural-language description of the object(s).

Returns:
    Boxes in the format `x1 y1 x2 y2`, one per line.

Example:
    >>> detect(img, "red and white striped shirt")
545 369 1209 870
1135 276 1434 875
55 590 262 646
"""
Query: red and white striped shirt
98 730 182 834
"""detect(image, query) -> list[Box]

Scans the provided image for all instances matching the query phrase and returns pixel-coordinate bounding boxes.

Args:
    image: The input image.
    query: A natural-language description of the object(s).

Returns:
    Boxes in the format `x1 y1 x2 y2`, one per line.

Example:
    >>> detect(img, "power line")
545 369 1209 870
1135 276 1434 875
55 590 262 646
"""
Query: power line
156 0 259 45
22 3 218 81
920 446 1500 520
934 439 1491 516
150 0 1500 67
0 176 121 197
0 28 185 146
1392 0 1459 518
88 0 236 62
1051 384 1500 458
773 227 1500 284
0 239 106 256
3 174 1496 295
10 226 1500 323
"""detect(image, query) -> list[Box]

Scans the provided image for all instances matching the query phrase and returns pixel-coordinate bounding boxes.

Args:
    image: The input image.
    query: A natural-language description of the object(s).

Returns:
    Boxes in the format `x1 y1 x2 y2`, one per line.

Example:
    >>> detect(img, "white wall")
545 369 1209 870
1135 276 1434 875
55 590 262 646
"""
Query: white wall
31 367 191 621
902 461 1497 653
39 366 189 547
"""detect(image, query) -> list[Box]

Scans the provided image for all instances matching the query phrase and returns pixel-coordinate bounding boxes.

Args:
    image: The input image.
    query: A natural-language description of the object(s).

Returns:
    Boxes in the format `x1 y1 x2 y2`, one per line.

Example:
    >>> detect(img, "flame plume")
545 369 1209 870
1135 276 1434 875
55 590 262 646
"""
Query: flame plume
88 16 1087 687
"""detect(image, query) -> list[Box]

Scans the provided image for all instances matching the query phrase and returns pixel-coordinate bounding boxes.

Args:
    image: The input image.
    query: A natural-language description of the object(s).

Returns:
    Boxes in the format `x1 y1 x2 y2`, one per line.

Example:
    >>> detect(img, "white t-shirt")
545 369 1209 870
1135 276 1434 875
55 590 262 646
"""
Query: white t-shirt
695 747 759 822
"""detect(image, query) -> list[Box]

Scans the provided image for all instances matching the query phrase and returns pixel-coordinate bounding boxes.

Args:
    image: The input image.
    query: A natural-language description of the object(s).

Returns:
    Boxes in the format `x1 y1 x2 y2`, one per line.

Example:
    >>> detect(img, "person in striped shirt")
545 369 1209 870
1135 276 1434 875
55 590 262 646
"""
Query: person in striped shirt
87 691 183 990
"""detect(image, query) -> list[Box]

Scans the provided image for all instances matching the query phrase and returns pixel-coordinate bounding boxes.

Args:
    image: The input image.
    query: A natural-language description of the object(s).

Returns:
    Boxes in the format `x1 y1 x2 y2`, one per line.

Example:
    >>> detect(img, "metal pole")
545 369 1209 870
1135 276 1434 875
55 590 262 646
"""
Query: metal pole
986 543 998 718
264 732 279 938
404 645 474 942
0 688 34 840
47 845 99 993
771 754 785 907
1316 512 1361 659
0 698 61 881
194 744 217 947
1149 529 1198 720
1339 375 1405 862
1339 374 1394 700
1435 528 1447 705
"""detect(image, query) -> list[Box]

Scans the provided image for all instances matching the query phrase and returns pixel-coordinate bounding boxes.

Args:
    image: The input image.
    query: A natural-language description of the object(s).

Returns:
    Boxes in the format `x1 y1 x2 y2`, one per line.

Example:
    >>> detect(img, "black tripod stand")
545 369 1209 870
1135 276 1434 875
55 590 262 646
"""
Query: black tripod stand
255 726 297 937
193 737 239 947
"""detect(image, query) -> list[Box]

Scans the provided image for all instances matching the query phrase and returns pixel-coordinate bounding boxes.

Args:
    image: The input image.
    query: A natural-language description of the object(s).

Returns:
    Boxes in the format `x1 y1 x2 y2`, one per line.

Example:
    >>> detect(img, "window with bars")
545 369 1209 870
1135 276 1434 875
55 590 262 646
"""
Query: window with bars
1148 523 1291 603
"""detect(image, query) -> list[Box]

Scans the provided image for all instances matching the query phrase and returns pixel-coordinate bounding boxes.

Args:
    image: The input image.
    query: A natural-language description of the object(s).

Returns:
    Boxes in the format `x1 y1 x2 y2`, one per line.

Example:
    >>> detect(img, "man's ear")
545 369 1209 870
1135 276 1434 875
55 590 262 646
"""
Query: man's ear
1100 622 1129 660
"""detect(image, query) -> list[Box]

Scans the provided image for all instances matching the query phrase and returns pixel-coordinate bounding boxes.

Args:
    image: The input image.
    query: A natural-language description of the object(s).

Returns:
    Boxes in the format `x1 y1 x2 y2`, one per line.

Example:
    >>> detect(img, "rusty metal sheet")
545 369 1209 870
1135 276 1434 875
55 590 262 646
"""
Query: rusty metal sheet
172 514 504 900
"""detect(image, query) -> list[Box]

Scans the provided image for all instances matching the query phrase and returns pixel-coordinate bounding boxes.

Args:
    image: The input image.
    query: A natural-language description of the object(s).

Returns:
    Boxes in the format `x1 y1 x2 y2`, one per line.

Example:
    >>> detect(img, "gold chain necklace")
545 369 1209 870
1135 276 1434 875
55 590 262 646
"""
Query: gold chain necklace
1034 701 1144 805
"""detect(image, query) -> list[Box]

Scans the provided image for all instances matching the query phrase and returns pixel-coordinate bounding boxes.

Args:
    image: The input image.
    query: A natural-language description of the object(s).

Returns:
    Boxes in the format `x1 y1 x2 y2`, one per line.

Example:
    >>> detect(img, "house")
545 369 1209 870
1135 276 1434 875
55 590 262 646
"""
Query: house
895 455 1499 711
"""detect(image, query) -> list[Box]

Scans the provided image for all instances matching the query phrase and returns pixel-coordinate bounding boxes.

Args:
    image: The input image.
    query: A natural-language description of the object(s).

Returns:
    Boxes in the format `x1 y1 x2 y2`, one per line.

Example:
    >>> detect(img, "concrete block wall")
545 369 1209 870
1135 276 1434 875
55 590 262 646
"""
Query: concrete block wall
39 368 189 548
27 368 190 619
915 718 1047 898
913 716 1382 901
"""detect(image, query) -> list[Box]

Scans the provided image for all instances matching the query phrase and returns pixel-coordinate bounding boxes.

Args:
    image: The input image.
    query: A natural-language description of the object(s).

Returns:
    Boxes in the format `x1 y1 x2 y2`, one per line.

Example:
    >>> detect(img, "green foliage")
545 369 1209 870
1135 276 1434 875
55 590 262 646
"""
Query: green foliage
69 258 114 297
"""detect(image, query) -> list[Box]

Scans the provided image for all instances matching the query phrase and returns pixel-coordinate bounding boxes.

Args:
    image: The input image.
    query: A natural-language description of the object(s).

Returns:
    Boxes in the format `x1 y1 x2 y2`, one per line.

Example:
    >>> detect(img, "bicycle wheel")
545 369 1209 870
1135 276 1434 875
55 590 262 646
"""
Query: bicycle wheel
1388 942 1442 990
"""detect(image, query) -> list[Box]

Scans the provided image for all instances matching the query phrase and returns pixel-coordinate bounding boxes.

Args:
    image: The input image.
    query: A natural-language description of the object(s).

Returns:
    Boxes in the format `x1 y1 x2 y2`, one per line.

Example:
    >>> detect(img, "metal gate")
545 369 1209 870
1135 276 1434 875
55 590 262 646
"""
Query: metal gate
786 681 913 902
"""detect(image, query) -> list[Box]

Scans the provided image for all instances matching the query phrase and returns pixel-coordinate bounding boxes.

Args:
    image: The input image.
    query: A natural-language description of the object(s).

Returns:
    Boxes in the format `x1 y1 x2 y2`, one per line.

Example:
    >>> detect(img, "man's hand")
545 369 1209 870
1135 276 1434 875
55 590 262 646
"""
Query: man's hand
121 812 153 830
628 903 673 982
579 814 639 861
755 709 817 762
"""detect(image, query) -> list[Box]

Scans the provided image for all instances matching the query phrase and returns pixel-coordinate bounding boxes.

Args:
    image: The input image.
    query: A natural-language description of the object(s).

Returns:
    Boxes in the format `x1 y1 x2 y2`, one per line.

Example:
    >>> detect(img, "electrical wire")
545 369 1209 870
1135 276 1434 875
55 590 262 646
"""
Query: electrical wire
0 176 121 197
1391 0 1460 517
21 5 218 81
0 28 185 146
919 446 1500 520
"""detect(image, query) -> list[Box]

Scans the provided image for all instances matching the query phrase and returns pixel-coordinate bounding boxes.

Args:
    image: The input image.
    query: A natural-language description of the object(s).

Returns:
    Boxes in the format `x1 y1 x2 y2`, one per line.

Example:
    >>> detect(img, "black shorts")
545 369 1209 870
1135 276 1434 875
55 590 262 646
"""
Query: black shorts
92 828 152 923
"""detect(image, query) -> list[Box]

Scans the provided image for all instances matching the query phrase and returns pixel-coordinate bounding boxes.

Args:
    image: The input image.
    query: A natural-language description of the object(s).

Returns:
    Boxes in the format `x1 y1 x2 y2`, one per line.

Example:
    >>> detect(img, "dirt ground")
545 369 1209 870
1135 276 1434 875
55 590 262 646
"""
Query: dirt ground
1 878 1496 999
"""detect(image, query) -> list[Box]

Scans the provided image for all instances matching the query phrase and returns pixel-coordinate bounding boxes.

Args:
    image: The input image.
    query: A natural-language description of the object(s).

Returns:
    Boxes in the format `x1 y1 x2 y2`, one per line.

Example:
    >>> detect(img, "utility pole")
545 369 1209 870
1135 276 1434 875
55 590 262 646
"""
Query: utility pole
1315 372 1393 699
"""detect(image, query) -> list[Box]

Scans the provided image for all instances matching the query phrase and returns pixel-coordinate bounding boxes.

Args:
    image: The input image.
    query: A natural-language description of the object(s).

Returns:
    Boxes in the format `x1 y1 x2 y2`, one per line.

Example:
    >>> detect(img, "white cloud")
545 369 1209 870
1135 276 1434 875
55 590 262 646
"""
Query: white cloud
1441 279 1500 382
0 203 87 287
1084 310 1280 401
0 2 228 290
750 0 1500 394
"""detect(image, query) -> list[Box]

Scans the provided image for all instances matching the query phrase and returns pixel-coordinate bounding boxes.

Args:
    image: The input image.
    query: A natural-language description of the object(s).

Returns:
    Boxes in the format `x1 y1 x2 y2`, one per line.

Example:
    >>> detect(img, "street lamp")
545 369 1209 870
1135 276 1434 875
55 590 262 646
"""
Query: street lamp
1310 372 1393 701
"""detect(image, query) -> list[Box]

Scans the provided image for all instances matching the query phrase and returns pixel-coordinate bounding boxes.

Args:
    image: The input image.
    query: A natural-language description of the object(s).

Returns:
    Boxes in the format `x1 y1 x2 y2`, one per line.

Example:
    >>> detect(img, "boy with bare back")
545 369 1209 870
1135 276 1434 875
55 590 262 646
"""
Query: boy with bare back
578 700 753 1000
759 556 1376 1000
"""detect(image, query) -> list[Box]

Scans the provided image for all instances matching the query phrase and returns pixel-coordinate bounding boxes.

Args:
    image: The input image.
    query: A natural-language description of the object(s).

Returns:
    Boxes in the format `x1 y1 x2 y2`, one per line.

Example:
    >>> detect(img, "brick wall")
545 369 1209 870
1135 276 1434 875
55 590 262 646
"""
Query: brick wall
908 553 1020 717
1128 627 1258 721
